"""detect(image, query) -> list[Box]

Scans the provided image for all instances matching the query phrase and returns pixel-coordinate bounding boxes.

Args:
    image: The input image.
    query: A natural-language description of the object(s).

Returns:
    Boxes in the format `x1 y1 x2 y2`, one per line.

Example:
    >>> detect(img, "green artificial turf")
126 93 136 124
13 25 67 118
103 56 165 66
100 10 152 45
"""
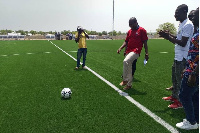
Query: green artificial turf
0 40 198 133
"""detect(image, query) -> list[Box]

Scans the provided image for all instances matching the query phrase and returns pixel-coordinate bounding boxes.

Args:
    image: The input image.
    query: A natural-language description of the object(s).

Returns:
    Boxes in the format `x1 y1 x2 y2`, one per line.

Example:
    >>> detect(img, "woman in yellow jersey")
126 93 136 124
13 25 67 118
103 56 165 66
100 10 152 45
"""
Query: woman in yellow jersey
75 26 89 69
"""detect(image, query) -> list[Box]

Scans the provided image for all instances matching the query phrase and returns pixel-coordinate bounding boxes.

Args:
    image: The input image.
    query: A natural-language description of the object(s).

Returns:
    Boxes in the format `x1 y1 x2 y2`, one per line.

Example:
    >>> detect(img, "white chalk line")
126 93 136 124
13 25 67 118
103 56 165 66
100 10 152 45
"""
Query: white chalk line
160 52 168 54
49 40 179 133
1 52 52 57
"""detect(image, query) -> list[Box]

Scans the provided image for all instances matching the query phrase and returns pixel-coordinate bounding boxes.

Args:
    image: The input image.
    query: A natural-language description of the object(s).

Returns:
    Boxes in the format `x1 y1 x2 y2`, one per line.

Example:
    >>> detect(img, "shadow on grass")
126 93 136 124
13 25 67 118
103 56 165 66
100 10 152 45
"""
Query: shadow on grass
133 78 141 82
74 68 88 71
123 87 147 96
61 97 72 100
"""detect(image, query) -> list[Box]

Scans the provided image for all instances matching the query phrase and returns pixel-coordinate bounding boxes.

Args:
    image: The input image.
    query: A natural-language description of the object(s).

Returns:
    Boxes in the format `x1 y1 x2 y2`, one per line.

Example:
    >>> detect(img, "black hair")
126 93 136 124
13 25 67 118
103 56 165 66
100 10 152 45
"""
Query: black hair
129 17 137 23
177 4 188 13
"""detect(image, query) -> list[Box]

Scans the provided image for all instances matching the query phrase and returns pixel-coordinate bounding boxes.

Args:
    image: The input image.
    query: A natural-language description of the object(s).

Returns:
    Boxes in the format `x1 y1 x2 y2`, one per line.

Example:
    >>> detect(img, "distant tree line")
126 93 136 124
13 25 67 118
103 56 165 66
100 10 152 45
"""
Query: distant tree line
0 29 126 36
0 22 177 36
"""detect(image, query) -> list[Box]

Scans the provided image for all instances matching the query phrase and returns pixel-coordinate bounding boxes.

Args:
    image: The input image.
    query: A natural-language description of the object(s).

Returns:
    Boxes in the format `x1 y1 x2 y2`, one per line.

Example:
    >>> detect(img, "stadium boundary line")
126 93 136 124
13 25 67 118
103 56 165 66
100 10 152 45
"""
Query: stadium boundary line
49 40 179 133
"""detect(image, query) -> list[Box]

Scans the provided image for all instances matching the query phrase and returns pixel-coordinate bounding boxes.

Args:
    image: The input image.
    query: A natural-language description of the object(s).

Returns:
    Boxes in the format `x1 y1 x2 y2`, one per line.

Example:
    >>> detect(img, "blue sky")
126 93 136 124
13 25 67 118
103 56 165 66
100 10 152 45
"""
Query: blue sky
0 0 199 33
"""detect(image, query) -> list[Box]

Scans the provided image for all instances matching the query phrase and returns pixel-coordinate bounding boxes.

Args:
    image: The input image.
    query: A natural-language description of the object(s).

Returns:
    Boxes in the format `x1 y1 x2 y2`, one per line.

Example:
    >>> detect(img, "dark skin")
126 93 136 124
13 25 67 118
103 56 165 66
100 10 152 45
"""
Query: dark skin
76 28 89 43
117 19 149 61
159 8 189 47
188 10 195 21
187 9 199 87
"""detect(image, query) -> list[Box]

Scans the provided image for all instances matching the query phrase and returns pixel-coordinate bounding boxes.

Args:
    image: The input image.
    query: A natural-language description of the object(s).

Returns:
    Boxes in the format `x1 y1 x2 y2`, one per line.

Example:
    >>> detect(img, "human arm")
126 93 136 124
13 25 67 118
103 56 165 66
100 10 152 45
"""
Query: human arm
117 41 127 54
168 36 189 47
187 63 199 87
82 30 89 39
75 32 80 43
159 30 189 47
123 43 127 56
143 40 149 61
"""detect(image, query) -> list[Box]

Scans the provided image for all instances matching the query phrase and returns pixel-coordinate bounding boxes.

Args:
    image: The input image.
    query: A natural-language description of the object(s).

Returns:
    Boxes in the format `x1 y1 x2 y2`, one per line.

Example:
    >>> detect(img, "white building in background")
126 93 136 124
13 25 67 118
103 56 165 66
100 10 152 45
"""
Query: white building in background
0 32 25 40
8 32 21 36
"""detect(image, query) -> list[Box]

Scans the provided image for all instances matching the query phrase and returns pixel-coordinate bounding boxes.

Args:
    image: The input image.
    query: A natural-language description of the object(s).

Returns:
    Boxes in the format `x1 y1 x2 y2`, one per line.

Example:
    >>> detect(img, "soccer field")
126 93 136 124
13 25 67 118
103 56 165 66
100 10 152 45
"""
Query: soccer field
0 40 198 133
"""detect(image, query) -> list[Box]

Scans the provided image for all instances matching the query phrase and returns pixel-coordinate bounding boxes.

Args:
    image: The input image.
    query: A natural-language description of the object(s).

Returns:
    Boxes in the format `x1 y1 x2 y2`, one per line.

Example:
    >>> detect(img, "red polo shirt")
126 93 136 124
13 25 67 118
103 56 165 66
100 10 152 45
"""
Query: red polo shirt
125 26 148 54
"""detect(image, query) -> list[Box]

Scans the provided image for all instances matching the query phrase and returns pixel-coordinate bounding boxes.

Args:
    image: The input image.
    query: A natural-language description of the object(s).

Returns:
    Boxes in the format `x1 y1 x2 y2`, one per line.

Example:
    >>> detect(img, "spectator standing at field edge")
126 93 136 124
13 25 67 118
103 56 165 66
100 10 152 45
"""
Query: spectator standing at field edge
188 10 195 21
75 26 89 69
176 7 199 130
159 4 194 109
117 17 149 90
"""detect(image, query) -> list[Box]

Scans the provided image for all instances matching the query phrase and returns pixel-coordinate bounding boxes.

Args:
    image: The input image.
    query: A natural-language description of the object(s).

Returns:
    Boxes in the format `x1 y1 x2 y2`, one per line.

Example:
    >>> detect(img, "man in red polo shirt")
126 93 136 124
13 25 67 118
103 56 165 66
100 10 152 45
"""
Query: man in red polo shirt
117 17 149 90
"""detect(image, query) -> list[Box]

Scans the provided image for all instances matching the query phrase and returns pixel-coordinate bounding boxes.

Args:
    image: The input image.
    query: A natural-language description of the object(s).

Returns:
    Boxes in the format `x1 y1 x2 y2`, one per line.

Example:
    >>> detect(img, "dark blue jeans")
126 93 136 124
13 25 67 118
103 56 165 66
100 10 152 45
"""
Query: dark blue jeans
77 48 87 68
179 76 199 124
132 59 137 76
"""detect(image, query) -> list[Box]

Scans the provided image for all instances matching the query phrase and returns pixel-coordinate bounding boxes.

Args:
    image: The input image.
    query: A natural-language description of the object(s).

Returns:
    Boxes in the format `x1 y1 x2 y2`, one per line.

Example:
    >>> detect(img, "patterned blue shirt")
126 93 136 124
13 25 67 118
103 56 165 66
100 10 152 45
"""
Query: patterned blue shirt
184 27 199 77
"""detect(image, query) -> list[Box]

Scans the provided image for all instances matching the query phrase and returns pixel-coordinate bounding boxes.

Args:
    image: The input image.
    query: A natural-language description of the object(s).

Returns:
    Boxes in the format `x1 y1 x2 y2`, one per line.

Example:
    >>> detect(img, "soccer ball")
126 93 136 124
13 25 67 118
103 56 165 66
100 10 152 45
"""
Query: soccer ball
61 88 72 99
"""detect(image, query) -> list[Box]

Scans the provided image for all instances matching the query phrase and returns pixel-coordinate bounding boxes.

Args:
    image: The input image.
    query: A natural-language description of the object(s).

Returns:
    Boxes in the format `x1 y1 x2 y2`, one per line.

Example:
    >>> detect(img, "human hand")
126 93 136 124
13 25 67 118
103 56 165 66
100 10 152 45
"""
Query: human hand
117 49 121 54
145 54 149 61
158 30 169 40
187 74 196 87
181 69 186 78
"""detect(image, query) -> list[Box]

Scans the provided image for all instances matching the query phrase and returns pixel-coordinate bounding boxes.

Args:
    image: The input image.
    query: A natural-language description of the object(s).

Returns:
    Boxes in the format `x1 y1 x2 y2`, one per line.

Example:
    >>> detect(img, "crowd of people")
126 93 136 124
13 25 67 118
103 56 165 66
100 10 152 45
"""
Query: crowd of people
74 4 199 130
54 32 62 40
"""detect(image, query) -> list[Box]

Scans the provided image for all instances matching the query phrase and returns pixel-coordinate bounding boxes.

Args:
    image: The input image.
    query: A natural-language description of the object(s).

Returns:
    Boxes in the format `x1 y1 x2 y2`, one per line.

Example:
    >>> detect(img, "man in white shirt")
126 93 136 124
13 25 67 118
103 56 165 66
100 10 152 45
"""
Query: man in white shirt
159 4 194 109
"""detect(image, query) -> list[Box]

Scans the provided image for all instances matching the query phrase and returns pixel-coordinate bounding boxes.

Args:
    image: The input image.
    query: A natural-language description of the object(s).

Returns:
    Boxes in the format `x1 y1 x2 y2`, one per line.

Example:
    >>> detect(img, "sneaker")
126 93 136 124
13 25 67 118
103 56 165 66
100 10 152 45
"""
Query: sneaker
166 86 173 91
123 85 131 90
119 81 128 86
82 66 87 69
176 119 198 130
162 96 174 101
75 67 79 70
168 100 183 109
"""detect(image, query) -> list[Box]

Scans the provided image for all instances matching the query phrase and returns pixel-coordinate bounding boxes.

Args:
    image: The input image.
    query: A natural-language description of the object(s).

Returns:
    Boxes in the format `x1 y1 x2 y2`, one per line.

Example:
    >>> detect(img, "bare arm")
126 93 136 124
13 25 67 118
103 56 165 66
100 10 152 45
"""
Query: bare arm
188 63 199 87
117 41 127 54
83 30 89 39
159 30 189 47
75 33 80 43
143 40 149 61
168 36 189 47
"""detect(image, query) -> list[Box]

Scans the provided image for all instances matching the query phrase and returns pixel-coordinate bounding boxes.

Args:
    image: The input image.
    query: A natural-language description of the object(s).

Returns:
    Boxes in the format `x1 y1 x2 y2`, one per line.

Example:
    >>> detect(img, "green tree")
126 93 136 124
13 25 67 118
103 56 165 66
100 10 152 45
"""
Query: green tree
98 32 102 36
38 31 45 35
0 29 12 35
16 30 26 35
61 30 71 35
117 31 122 35
156 22 176 35
90 31 98 35
108 30 117 36
102 31 107 35
30 30 37 35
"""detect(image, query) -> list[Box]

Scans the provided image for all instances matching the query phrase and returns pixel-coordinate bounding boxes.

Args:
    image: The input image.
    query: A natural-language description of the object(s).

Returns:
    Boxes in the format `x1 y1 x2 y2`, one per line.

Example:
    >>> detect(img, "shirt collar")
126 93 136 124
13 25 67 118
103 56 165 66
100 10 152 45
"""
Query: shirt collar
179 19 188 26
131 25 140 30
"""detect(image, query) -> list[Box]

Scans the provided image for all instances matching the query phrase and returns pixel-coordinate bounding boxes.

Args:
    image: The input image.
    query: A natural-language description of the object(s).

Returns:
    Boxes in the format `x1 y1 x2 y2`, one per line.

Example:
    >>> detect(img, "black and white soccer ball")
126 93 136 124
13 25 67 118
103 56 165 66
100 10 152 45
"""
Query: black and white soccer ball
61 88 72 99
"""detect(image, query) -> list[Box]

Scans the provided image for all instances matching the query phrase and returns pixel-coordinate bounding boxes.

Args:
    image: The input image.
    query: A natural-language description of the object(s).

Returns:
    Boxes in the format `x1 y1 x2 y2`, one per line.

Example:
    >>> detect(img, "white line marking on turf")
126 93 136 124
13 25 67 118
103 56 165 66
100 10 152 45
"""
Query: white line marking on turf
13 54 19 56
27 53 34 55
160 52 168 54
45 52 51 54
49 41 179 133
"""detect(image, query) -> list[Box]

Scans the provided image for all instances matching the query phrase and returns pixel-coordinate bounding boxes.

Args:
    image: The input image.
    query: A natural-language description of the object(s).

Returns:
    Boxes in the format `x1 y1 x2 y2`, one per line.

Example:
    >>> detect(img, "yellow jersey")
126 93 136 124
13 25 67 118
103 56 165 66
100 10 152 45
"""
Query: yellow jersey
75 32 87 48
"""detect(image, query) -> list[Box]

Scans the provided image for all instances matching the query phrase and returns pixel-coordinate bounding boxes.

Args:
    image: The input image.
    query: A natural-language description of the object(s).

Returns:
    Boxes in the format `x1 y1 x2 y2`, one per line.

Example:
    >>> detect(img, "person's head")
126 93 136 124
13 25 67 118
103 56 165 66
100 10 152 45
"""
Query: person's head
129 17 138 30
188 10 195 21
190 8 199 27
77 26 83 33
174 4 188 22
